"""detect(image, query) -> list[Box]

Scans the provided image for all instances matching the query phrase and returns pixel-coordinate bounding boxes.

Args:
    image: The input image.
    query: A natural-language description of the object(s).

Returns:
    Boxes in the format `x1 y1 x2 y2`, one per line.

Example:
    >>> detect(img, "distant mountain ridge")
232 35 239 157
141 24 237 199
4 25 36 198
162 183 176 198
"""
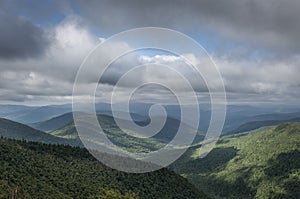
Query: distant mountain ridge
30 112 74 132
228 117 300 134
0 118 81 146
1 103 300 134
0 104 72 124
29 111 148 132
50 114 205 153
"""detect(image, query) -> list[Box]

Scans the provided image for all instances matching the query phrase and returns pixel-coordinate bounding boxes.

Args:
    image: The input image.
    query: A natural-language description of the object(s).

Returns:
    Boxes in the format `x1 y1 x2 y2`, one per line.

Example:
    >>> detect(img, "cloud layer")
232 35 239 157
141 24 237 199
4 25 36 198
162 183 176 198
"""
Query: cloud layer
0 1 299 105
73 0 300 54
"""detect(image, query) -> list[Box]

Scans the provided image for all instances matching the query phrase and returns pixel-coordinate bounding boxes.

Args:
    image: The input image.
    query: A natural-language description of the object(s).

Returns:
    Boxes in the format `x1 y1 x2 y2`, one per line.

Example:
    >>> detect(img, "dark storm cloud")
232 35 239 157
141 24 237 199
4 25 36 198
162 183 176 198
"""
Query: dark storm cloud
4 0 300 54
0 13 50 59
74 0 300 53
0 0 299 105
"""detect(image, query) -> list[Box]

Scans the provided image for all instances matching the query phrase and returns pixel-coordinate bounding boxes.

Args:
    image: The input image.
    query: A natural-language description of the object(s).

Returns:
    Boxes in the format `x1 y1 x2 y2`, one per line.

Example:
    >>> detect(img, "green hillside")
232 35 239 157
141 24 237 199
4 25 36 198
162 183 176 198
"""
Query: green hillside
30 112 73 132
172 122 300 199
50 114 205 153
50 116 164 153
0 137 208 199
0 118 81 146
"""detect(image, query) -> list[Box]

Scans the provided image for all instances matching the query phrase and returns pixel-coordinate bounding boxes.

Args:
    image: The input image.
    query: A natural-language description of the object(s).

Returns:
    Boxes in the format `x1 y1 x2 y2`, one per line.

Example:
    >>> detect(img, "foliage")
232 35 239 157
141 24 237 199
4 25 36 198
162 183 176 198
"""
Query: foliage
172 122 300 199
0 137 207 199
89 189 139 199
50 115 204 153
0 118 80 146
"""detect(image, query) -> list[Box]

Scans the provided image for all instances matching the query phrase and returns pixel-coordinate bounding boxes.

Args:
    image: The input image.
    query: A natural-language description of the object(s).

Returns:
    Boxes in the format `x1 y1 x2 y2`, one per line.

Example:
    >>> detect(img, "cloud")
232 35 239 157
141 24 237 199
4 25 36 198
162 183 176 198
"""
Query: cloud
4 0 300 54
90 52 298 105
1 17 299 105
0 17 98 103
0 1 299 105
216 55 300 96
72 0 300 54
133 54 300 98
0 13 50 59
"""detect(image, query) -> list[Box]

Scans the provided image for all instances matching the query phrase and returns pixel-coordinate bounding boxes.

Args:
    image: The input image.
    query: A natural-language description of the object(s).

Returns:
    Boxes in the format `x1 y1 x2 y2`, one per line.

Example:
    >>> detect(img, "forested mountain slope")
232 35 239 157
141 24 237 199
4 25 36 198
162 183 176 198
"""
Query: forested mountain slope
172 122 300 199
0 138 208 199
0 118 80 146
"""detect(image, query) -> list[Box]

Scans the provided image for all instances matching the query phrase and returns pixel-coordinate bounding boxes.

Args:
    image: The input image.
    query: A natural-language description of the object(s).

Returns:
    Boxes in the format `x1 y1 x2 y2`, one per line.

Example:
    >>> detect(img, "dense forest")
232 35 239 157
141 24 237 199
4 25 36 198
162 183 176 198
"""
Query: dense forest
0 137 208 199
1 115 299 199
171 122 300 199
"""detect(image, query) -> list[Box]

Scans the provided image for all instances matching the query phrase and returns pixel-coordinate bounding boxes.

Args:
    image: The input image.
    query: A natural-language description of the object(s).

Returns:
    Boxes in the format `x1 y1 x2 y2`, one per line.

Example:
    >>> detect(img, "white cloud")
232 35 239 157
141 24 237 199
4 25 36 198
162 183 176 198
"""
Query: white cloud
217 55 300 95
0 16 299 105
0 17 99 103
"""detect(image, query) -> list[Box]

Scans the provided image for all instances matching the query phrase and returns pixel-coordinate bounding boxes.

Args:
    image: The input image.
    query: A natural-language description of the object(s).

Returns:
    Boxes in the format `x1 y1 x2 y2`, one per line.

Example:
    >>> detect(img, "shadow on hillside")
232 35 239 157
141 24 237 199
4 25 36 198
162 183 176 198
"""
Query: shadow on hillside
265 150 300 199
172 146 238 174
200 166 256 199
264 150 300 177
280 176 300 199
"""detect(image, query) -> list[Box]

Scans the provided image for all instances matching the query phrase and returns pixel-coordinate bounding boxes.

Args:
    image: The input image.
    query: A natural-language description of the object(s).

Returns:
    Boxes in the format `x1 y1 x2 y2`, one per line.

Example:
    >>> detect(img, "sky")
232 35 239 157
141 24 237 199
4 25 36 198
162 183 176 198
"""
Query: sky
0 0 299 106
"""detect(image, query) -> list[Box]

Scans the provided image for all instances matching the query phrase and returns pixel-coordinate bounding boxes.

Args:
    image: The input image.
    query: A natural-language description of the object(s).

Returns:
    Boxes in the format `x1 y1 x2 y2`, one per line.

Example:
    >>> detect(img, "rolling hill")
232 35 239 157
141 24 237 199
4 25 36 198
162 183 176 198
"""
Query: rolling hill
1 105 300 198
50 114 205 153
248 111 300 121
171 122 300 199
0 104 33 115
29 111 148 132
30 112 74 132
228 117 300 134
0 104 72 124
2 103 300 134
0 118 81 146
50 115 168 153
0 137 208 199
222 110 300 134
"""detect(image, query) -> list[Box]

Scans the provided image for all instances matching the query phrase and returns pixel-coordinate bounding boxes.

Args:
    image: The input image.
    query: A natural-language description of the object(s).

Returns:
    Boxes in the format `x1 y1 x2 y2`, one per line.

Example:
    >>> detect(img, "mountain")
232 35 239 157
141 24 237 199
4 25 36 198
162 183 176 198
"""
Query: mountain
0 137 208 198
96 111 148 122
30 111 148 132
2 103 300 133
1 111 204 154
50 114 205 153
0 102 147 125
0 118 81 146
171 122 300 199
248 111 300 121
122 103 300 134
222 110 300 134
0 104 72 124
0 104 33 115
50 115 166 153
228 117 300 134
30 112 74 132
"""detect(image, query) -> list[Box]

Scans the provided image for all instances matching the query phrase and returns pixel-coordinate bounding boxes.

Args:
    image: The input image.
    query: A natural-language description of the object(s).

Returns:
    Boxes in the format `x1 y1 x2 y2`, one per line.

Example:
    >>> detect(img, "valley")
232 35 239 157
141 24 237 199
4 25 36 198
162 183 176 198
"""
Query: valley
0 104 299 198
